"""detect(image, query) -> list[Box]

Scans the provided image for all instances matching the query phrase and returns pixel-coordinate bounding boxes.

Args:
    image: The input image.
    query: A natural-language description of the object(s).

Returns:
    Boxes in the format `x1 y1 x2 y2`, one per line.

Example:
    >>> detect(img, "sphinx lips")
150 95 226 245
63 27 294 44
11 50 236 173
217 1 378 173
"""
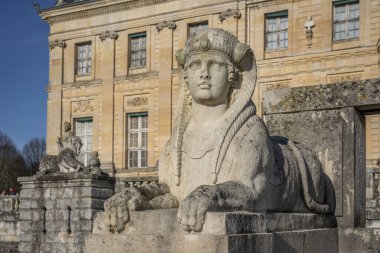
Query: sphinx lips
199 82 211 89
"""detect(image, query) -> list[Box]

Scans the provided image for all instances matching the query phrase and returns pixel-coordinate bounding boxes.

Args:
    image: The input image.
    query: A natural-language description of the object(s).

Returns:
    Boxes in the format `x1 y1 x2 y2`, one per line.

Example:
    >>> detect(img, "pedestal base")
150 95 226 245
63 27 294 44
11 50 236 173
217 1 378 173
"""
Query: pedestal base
85 209 338 253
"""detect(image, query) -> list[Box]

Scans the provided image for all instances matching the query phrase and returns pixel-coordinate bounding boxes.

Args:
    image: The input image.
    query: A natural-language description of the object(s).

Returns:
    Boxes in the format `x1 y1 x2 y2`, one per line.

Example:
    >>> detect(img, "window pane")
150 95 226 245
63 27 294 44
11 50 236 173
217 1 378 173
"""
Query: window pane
129 34 147 67
127 113 148 168
189 22 208 36
265 12 288 50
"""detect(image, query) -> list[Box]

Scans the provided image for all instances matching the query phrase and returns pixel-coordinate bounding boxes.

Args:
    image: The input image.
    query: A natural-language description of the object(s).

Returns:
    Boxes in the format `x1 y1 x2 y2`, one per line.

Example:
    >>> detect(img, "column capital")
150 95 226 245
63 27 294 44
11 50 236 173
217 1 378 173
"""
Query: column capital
219 9 241 22
49 40 66 50
156 21 176 32
99 30 119 42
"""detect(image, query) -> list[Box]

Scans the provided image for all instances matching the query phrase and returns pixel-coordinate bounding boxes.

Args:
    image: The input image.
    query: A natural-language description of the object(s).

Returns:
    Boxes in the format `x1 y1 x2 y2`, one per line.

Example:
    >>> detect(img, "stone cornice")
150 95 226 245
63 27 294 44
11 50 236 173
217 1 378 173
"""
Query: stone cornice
247 0 296 8
219 9 241 22
45 0 173 24
156 21 176 32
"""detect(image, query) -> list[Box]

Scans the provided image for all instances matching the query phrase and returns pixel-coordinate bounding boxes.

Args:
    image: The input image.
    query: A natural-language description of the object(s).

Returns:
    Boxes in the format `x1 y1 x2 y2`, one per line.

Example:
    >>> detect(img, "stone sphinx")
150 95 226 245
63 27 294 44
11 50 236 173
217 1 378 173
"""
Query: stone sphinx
104 28 335 233
37 122 88 175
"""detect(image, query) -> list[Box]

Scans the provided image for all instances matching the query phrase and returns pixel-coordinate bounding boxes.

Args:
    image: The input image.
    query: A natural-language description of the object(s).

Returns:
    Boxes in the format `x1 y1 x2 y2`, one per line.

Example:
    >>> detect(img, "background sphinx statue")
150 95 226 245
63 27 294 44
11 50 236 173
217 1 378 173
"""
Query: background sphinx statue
37 122 90 175
104 28 335 233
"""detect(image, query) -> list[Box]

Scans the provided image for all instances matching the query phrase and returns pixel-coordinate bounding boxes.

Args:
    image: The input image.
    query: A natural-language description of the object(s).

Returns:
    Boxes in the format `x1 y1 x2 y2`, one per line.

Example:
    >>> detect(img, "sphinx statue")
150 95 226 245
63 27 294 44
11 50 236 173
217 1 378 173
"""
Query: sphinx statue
37 122 89 175
103 28 335 233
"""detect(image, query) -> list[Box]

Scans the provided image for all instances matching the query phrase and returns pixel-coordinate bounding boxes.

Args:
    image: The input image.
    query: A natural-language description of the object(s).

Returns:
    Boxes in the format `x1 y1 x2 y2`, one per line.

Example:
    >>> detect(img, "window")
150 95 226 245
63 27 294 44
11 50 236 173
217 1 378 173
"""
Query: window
76 43 92 75
129 33 146 68
333 1 359 41
75 118 93 166
265 11 288 50
127 113 148 168
188 22 208 37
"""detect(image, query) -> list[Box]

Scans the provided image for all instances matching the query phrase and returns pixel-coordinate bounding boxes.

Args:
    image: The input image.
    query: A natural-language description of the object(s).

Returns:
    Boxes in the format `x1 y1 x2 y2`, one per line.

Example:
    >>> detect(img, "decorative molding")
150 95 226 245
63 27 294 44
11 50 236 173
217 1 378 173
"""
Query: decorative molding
326 72 363 83
247 0 295 8
72 100 94 113
49 40 66 49
126 97 149 107
156 21 176 32
114 71 159 83
100 30 118 41
262 80 291 91
62 79 103 88
46 0 173 24
219 9 241 22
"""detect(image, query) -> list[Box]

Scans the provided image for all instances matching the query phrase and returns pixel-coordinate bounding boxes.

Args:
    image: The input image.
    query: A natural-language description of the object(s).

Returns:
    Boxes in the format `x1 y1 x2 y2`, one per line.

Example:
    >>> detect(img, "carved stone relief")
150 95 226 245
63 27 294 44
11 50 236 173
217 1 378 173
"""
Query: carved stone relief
327 72 362 83
72 100 94 113
262 80 291 91
125 96 149 108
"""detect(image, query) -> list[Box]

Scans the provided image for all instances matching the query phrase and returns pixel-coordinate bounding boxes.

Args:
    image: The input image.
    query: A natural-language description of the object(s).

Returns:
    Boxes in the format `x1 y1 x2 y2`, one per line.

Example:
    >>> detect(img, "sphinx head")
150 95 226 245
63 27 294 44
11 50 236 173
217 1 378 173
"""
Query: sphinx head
71 136 83 156
176 29 254 107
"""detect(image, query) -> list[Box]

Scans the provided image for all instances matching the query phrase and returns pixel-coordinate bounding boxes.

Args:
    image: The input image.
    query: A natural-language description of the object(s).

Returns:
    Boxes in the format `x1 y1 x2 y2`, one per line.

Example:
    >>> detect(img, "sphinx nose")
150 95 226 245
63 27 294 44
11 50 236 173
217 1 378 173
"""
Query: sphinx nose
200 65 210 79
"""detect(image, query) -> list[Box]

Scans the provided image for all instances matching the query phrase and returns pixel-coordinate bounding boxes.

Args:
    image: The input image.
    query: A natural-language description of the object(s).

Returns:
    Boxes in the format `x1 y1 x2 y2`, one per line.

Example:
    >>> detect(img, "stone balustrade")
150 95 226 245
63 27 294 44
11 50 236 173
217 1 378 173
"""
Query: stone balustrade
0 196 20 213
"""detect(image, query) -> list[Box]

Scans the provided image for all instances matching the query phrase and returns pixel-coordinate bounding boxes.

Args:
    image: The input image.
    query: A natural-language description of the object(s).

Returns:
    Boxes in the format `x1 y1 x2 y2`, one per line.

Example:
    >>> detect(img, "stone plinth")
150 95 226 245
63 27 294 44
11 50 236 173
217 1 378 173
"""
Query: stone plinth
86 209 338 253
18 174 113 253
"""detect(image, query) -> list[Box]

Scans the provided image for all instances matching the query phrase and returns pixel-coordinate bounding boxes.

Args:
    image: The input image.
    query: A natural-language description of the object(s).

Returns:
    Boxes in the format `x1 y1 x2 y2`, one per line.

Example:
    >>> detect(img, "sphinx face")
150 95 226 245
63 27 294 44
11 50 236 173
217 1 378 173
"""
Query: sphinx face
74 142 82 156
186 52 231 106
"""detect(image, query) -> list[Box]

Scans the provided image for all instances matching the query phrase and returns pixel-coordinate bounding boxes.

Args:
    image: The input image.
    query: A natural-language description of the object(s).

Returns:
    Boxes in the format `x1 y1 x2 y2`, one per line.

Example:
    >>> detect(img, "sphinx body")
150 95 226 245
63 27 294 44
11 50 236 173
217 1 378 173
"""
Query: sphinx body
104 28 335 233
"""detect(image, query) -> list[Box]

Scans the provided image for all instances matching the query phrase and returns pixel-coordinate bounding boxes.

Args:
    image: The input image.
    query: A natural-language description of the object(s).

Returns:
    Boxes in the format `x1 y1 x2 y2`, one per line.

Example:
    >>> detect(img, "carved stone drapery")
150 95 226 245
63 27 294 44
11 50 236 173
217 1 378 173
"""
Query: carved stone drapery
126 97 149 107
156 21 176 32
219 9 241 22
72 100 94 113
49 40 66 49
100 31 119 41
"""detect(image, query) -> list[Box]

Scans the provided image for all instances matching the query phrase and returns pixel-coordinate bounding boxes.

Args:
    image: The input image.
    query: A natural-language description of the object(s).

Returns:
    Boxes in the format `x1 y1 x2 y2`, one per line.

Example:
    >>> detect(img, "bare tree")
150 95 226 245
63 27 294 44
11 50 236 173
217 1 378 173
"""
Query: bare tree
0 132 27 192
22 137 46 176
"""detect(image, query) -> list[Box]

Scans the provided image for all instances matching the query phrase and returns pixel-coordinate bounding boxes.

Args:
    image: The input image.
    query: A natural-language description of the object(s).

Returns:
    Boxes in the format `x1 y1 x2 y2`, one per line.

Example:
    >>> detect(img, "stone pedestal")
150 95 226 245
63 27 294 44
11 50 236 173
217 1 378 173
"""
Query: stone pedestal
85 209 338 253
18 174 113 253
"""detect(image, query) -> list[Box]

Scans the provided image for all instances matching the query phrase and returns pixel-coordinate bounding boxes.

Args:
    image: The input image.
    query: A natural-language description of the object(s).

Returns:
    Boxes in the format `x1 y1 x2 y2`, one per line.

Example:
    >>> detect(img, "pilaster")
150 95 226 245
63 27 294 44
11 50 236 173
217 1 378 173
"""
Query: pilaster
47 40 65 155
157 22 175 152
99 32 117 175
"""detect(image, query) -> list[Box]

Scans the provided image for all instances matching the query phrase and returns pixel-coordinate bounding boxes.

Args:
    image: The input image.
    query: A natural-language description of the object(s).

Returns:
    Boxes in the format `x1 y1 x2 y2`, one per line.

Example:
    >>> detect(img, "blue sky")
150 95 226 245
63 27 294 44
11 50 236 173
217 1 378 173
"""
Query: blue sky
0 1 53 149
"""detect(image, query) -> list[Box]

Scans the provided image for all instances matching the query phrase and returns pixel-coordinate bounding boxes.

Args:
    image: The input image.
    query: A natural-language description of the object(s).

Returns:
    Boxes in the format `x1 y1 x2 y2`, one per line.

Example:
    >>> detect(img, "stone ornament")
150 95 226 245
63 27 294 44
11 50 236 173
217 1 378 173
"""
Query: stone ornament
99 30 119 41
156 21 176 32
304 16 316 48
126 97 148 107
219 9 241 22
49 40 66 49
103 29 335 233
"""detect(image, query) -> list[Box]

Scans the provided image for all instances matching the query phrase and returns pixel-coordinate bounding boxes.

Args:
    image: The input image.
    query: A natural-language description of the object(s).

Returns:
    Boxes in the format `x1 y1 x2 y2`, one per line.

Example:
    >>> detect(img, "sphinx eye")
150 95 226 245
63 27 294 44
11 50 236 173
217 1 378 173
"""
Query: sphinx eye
209 61 226 69
188 60 201 69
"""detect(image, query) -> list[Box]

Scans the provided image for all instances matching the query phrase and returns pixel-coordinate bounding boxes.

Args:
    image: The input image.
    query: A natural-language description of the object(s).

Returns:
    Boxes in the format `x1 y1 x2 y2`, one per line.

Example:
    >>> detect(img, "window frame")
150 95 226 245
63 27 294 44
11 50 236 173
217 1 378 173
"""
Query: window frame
333 0 360 42
187 21 209 37
127 112 148 169
128 32 147 69
74 117 93 167
265 11 288 51
75 42 92 76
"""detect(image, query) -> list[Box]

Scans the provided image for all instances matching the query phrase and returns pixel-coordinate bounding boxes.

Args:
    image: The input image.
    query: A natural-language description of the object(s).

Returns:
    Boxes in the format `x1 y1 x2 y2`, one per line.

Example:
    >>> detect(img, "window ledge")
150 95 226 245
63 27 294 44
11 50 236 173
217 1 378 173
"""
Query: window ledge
332 38 360 51
264 48 289 59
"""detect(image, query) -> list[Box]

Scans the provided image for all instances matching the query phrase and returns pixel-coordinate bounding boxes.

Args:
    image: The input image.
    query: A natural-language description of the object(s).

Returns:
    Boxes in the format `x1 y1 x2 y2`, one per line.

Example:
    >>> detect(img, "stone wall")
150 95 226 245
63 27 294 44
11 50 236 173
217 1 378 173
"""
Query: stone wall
0 196 20 253
17 174 113 253
262 78 380 252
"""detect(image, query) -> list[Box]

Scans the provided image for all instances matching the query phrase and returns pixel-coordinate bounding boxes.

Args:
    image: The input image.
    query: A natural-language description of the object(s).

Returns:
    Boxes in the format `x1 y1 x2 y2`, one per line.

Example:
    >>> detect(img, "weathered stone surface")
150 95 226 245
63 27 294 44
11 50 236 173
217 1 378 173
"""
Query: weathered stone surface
94 209 335 235
87 209 338 253
18 174 113 253
264 107 365 228
338 228 380 253
263 78 380 114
